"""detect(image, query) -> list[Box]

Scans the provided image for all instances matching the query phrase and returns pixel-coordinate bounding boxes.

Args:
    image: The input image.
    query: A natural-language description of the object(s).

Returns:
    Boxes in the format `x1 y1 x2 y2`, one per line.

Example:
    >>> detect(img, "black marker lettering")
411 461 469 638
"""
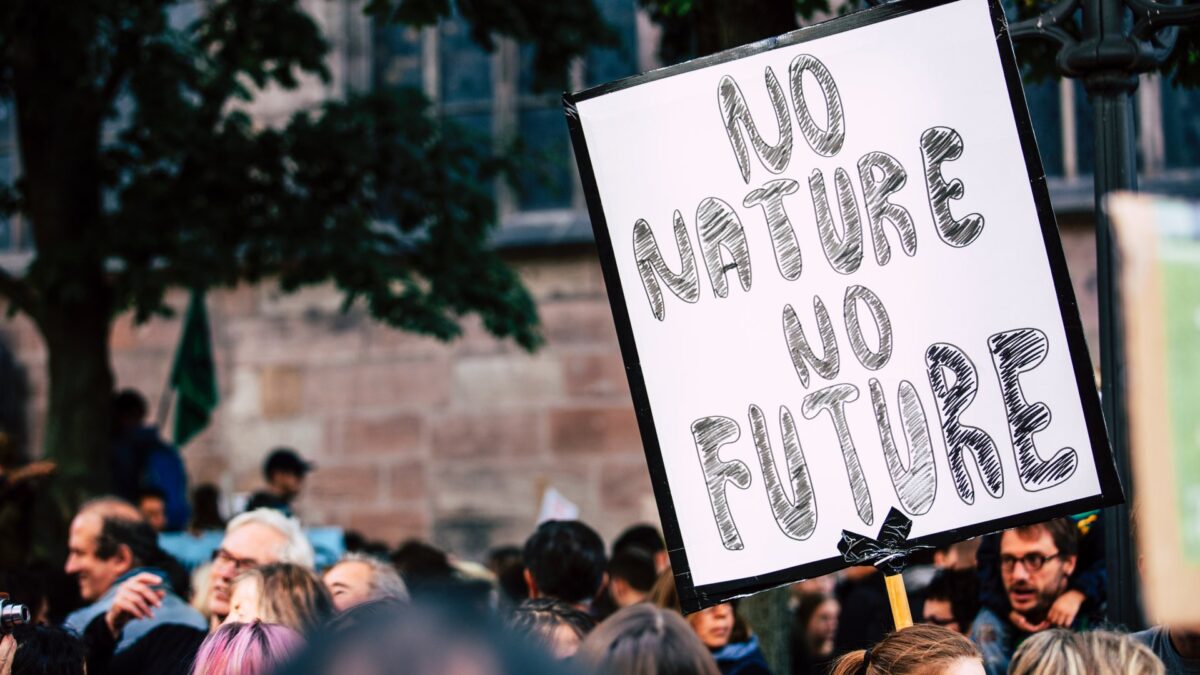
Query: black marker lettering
692 416 752 551
858 151 917 266
921 127 984 247
744 179 803 281
718 70 794 184
844 285 892 371
809 168 863 275
988 328 1079 491
697 197 753 299
926 343 1005 504
633 212 701 321
803 384 873 526
782 297 840 388
749 404 818 540
870 378 936 516
789 54 845 157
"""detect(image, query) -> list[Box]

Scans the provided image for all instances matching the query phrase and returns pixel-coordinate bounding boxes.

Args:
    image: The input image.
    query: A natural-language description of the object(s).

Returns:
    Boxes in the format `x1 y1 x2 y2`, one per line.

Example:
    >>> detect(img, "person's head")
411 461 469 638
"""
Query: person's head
112 389 148 433
191 621 303 675
921 569 981 636
138 487 169 533
612 524 669 573
509 598 596 660
206 509 315 621
390 540 454 591
64 497 153 601
11 624 86 675
575 604 720 675
262 448 312 500
1078 630 1165 675
223 563 333 634
279 600 561 675
1008 629 1089 675
933 539 981 570
522 520 606 607
487 546 528 606
608 548 657 608
999 520 1078 620
323 553 409 612
687 602 734 649
795 592 838 658
191 484 226 531
830 624 984 675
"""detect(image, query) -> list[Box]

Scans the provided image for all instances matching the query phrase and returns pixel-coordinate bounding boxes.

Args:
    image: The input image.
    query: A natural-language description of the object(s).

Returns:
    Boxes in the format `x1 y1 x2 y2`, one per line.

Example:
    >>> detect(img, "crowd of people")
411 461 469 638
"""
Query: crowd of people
0 389 1194 674
0 496 1194 675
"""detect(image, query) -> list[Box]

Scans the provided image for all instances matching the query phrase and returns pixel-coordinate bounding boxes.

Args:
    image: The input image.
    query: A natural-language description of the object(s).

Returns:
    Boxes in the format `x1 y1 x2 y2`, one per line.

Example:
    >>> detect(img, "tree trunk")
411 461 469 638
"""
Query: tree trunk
9 2 115 565
30 300 114 564
693 0 799 55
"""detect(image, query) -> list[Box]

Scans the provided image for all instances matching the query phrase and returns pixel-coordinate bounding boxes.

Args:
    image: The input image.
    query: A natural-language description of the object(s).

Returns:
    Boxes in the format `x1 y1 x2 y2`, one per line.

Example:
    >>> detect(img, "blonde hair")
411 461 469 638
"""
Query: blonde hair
830 624 981 675
1010 629 1089 675
1011 629 1165 675
1079 630 1164 675
232 563 333 634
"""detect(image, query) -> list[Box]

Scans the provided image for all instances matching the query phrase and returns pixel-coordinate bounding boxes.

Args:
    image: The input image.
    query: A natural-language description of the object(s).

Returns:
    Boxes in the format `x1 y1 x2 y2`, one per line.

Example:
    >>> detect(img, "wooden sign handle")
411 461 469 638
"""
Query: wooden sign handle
884 573 913 630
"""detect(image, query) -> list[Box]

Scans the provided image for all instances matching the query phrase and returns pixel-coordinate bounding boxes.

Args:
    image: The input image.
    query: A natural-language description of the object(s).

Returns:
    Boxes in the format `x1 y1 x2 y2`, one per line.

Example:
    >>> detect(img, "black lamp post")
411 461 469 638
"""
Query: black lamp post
1010 0 1200 629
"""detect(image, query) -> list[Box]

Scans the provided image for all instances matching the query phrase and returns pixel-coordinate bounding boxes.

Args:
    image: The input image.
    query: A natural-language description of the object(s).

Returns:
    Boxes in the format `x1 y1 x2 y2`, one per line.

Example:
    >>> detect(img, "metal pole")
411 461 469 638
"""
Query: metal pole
1089 78 1142 629
1081 0 1142 630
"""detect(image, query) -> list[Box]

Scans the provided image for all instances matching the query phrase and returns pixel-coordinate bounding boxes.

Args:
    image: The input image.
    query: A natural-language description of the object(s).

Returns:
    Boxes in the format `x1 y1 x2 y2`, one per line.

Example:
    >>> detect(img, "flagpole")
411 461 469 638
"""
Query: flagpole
155 380 174 432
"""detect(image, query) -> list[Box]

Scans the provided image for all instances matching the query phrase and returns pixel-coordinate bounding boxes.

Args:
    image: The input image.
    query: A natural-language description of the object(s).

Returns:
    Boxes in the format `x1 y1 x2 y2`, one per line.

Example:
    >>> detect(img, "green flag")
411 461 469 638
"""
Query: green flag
170 289 218 446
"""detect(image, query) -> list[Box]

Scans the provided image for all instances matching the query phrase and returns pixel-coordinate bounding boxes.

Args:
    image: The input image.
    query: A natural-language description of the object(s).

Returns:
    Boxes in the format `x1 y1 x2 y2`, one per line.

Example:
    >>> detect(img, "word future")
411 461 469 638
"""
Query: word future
632 55 1079 551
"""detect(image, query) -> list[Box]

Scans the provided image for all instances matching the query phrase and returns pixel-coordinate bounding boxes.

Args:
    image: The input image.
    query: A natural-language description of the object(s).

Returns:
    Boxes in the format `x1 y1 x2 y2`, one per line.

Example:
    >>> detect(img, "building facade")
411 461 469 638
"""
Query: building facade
0 0 1196 560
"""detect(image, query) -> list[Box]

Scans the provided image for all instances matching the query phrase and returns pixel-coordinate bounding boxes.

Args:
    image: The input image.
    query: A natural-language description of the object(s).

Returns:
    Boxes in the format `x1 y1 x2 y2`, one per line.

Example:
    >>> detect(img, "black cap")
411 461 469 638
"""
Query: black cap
263 447 314 478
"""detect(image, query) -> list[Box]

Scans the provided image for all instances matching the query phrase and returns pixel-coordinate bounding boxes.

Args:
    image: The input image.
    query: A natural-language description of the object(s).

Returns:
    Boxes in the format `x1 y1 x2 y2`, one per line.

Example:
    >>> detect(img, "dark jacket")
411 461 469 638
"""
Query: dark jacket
112 426 190 531
83 614 206 675
713 634 773 675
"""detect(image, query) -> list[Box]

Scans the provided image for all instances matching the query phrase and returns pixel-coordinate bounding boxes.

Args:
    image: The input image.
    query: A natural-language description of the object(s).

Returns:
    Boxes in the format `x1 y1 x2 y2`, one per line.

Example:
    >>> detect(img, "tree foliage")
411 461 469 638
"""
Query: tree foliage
0 0 615 355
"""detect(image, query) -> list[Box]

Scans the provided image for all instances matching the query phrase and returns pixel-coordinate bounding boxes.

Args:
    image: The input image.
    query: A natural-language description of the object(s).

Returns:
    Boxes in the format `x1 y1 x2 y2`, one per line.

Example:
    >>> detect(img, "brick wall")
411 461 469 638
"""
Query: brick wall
0 226 1101 562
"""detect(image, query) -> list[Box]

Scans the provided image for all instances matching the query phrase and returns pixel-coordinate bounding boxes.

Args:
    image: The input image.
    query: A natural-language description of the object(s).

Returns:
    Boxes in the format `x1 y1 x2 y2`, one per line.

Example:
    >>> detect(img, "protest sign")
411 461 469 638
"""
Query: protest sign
564 0 1124 612
1110 192 1200 626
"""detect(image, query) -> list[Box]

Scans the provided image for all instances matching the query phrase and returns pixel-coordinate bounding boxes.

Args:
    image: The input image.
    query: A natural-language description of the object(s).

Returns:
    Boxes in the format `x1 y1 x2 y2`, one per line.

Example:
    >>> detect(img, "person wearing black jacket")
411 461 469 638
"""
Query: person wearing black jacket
84 612 205 675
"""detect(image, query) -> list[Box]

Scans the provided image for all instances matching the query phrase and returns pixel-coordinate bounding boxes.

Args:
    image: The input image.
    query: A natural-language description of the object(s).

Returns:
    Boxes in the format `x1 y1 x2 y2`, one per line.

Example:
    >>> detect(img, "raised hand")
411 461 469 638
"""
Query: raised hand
104 572 165 637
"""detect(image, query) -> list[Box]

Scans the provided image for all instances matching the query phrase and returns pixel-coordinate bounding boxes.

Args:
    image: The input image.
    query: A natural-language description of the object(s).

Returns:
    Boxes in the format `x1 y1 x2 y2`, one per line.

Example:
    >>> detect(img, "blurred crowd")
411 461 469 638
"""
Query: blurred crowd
0 389 1194 674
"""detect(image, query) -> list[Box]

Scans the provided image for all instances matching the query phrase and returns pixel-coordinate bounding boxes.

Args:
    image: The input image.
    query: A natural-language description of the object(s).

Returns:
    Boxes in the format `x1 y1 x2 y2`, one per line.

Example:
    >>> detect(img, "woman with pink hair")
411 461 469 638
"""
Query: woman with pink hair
191 621 303 675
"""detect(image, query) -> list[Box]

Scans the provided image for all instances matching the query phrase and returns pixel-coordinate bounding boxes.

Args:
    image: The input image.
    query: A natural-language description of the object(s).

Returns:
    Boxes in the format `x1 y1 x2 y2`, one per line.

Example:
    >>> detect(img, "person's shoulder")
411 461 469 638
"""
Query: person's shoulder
63 598 108 634
969 606 1009 640
1130 625 1165 649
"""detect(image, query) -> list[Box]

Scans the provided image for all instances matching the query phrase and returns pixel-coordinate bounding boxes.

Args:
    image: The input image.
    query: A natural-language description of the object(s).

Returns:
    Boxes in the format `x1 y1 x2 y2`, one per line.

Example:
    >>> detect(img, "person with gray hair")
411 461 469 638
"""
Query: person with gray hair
322 553 409 612
202 508 315 628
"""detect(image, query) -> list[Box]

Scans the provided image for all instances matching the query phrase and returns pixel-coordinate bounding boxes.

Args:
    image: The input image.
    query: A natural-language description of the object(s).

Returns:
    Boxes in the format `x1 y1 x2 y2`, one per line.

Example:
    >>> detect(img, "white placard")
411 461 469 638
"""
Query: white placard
565 0 1120 610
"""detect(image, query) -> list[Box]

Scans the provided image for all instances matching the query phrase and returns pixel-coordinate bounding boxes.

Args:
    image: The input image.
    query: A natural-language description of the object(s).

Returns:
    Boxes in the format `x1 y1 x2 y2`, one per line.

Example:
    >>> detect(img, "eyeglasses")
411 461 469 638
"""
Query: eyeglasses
999 551 1061 573
212 548 258 574
923 615 959 627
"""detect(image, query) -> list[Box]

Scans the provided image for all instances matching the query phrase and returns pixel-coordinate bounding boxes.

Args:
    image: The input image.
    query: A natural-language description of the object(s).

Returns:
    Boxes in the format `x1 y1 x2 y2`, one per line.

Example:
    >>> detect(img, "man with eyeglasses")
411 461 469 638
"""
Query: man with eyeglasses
969 518 1087 675
202 507 315 628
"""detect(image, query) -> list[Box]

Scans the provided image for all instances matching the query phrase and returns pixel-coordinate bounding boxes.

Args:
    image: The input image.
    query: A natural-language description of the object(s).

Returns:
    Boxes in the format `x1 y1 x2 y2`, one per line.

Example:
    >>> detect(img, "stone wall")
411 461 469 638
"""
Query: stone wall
0 223 1101 561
